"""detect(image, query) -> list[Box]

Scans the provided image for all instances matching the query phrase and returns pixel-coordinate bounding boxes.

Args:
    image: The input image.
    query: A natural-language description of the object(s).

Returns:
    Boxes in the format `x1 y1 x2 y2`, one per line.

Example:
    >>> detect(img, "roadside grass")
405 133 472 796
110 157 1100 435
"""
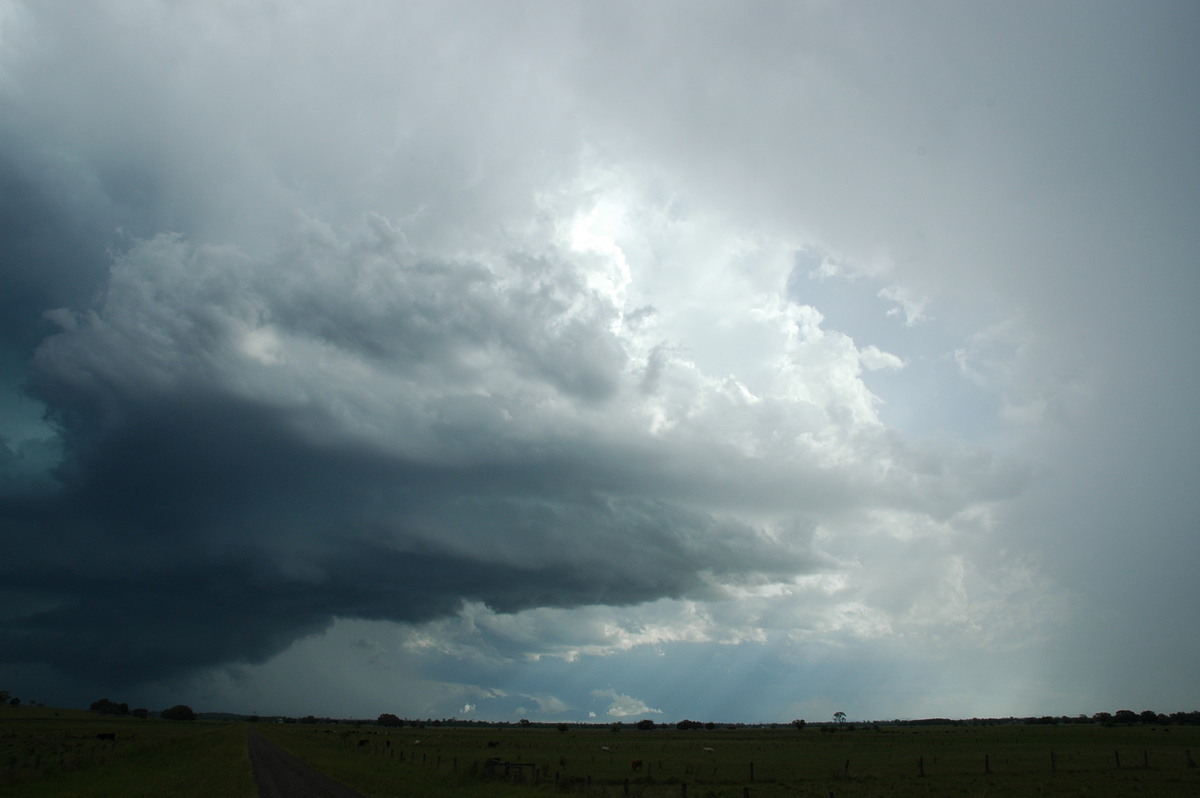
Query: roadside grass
256 721 1200 797
1 706 255 798
255 723 535 798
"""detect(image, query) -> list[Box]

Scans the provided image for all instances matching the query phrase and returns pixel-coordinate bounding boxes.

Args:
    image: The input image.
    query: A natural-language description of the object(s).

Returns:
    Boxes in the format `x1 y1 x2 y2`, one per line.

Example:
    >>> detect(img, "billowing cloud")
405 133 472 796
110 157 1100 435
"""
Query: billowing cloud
594 689 661 719
7 168 1020 690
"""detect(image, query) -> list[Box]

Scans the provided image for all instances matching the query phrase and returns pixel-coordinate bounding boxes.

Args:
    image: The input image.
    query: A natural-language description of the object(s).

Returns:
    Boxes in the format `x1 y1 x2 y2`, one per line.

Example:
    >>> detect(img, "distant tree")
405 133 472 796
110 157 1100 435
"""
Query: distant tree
705 722 716 730
0 691 9 704
556 723 569 733
9 697 20 707
792 719 806 730
89 698 129 716
377 713 403 727
91 698 119 714
833 712 847 723
1093 711 1113 724
1140 710 1158 724
300 715 318 724
1114 710 1138 724
132 708 149 719
610 722 622 733
519 718 531 727
676 719 704 730
636 719 656 730
162 704 196 721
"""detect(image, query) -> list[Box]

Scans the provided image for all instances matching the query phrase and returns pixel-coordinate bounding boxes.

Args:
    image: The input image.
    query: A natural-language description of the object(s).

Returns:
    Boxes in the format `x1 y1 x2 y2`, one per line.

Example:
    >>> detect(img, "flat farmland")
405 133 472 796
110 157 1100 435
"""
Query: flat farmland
0 706 256 797
5 706 1200 797
256 721 1200 797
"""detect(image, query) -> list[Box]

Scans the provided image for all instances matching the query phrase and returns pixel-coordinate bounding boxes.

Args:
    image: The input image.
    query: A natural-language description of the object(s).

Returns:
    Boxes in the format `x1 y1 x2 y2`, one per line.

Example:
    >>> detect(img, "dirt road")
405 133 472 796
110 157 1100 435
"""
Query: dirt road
247 728 368 798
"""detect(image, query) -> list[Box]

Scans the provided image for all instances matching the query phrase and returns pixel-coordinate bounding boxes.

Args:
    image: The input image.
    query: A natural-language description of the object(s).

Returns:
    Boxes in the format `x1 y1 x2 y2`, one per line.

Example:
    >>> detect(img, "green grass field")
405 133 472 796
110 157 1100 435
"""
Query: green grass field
0 705 256 798
5 705 1200 797
255 720 1200 797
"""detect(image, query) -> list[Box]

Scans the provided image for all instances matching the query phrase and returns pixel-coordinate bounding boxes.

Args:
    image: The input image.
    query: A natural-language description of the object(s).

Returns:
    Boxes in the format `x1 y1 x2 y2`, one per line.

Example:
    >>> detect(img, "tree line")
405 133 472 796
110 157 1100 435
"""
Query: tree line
89 697 194 720
6 689 1199 729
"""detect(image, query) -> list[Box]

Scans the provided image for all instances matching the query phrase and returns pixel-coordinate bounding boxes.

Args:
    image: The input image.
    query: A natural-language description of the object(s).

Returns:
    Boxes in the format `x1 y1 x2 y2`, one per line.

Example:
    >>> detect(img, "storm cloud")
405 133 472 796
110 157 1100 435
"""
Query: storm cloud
2 1 1197 720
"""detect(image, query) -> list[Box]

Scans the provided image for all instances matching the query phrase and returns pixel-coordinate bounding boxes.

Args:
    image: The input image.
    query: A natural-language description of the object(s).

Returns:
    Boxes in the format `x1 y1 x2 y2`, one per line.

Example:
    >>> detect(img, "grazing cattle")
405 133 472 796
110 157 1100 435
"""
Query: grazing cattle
703 746 714 753
601 746 611 752
96 732 116 741
631 759 644 771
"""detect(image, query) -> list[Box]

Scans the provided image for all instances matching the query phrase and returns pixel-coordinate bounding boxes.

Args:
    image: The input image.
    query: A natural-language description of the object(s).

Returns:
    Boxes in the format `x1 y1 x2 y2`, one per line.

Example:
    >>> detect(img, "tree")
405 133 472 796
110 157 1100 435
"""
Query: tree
90 698 128 716
377 713 403 727
1114 710 1138 725
636 719 656 730
162 704 196 721
833 712 847 723
792 719 806 730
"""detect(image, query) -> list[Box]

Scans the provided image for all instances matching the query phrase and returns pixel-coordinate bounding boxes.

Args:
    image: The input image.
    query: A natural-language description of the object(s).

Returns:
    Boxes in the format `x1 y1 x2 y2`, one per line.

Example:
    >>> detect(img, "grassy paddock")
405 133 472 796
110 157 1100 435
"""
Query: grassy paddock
0 705 256 798
6 707 1199 797
256 721 1200 797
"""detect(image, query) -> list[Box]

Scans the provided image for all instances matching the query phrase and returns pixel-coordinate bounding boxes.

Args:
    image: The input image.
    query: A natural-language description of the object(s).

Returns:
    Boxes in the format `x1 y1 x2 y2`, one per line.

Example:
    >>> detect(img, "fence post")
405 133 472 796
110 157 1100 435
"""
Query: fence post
984 753 990 774
749 761 755 781
918 755 925 777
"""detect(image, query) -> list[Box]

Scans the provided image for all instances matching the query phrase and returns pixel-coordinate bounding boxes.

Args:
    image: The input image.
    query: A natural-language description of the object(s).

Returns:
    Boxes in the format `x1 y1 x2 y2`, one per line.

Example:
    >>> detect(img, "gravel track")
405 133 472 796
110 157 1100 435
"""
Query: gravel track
247 728 368 798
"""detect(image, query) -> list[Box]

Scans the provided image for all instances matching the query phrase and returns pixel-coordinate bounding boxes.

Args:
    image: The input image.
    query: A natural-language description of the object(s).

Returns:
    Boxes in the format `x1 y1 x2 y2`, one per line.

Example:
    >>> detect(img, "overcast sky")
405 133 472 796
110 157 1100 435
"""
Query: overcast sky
2 1 1198 723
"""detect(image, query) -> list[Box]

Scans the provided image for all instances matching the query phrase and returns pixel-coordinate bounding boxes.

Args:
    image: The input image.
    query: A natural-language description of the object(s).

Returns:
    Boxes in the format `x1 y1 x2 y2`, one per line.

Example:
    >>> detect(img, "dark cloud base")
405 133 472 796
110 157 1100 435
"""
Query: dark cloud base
1 385 811 689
